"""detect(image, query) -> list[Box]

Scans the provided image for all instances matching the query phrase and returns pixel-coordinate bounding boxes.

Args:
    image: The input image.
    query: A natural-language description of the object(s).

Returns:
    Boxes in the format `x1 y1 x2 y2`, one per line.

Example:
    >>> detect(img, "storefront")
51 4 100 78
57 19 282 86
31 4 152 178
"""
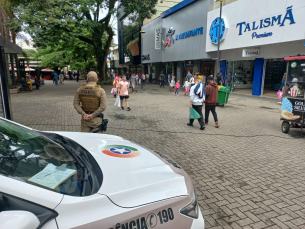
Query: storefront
206 0 305 96
141 0 214 83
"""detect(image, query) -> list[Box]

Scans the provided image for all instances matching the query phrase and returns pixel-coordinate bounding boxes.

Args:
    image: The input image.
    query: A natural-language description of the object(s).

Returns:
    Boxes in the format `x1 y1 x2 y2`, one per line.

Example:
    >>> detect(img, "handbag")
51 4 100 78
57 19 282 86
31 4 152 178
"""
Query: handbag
190 108 201 119
114 96 121 107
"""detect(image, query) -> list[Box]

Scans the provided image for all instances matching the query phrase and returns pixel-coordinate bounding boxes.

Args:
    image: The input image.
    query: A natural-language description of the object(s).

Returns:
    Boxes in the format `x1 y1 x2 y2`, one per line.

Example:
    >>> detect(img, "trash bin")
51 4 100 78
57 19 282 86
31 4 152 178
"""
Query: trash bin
217 86 231 104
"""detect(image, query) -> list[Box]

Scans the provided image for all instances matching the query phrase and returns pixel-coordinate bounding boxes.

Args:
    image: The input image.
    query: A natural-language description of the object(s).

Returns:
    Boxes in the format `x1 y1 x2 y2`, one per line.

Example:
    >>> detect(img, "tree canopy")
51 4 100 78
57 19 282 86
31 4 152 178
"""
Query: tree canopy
8 0 158 79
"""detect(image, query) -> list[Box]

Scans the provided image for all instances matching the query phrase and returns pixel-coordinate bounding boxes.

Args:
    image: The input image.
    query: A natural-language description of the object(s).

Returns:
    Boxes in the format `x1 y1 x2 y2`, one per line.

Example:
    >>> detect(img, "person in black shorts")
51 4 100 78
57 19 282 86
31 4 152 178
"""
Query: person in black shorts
117 75 131 111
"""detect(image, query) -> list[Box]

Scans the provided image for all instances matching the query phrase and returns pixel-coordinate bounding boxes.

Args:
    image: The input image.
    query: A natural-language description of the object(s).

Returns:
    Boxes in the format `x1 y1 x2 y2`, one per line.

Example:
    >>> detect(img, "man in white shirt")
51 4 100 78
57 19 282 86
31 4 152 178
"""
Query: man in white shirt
187 76 205 130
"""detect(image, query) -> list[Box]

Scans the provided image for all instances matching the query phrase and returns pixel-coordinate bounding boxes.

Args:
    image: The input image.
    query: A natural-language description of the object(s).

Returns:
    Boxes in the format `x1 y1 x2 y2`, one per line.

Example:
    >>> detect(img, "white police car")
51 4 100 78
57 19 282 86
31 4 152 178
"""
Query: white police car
0 118 204 229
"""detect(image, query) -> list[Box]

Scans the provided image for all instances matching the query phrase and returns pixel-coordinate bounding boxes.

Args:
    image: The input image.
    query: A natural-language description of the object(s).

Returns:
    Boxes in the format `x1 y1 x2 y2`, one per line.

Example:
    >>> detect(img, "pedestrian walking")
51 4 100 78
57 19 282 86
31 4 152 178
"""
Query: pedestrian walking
205 76 219 128
59 71 64 84
130 73 138 94
54 71 59 85
217 72 223 86
187 76 205 130
170 75 175 92
168 73 172 92
76 71 80 82
225 72 232 87
118 75 131 111
146 73 149 84
202 75 207 87
152 72 155 84
190 75 195 87
175 80 180 96
159 71 165 88
183 78 191 96
141 72 146 91
73 71 107 133
186 71 192 81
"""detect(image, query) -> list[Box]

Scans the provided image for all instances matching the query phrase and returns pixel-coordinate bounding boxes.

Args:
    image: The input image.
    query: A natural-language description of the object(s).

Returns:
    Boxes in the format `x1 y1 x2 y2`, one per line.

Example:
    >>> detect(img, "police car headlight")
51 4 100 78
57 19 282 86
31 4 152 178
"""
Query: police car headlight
180 189 198 219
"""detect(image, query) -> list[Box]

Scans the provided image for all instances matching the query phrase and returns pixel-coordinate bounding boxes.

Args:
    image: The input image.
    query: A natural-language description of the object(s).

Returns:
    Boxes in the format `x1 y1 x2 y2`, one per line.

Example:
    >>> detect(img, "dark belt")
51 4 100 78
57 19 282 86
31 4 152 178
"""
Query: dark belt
84 111 94 114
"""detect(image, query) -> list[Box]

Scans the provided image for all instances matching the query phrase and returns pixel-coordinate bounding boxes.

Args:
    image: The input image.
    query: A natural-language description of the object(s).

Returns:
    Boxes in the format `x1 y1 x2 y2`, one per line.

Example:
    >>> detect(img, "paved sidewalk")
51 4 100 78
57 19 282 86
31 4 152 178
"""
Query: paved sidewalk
11 80 305 229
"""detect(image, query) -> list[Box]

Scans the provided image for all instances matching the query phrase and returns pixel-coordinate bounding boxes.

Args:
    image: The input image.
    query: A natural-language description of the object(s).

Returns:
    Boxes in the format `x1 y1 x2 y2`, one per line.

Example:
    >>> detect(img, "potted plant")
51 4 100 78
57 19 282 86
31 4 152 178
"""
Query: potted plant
127 38 139 56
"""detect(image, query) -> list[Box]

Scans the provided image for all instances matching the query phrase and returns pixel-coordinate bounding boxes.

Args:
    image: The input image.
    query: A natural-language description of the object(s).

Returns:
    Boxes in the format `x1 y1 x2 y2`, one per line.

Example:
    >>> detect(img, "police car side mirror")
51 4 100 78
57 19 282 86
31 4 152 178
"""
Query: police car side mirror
0 211 40 229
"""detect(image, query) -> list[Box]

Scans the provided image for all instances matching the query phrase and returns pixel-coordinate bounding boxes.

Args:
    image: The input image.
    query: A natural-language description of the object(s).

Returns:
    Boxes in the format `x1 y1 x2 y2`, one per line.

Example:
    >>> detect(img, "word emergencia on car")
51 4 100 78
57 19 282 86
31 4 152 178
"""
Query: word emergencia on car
110 208 174 229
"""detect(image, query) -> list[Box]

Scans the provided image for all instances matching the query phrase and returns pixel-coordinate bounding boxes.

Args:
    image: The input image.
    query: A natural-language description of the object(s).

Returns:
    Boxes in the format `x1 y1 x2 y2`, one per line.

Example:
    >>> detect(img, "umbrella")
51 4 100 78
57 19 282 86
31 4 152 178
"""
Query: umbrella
9 66 17 71
41 68 54 72
25 67 35 71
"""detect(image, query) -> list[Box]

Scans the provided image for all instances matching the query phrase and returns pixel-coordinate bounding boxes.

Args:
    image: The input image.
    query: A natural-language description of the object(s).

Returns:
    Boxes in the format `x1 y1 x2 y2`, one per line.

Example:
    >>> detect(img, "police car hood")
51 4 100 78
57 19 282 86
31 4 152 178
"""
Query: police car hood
54 132 192 208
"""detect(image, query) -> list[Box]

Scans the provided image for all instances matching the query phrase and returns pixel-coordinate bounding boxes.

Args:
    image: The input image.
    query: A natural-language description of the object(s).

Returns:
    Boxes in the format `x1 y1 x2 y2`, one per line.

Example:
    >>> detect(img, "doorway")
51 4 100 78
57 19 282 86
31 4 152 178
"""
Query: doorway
200 62 215 77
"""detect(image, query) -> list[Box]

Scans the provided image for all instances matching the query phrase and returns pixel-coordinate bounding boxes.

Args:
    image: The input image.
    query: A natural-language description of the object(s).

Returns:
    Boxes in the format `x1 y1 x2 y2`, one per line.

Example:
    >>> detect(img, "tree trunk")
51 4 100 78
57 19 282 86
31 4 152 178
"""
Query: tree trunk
95 32 113 82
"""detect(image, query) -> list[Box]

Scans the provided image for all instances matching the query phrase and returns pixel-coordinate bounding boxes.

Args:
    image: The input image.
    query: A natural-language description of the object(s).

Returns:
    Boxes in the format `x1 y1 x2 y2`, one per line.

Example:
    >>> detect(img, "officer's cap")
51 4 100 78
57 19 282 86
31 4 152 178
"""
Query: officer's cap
87 71 98 81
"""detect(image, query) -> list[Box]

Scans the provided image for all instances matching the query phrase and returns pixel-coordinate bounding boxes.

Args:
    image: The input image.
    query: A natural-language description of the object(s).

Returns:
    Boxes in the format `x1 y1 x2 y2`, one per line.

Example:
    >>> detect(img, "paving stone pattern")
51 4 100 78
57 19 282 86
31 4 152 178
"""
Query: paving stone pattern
11 80 305 229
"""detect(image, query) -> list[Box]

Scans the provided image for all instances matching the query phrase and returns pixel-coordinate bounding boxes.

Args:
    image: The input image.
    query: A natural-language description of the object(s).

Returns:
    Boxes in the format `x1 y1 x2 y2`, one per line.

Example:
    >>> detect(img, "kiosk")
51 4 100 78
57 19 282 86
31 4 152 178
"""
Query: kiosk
280 55 305 135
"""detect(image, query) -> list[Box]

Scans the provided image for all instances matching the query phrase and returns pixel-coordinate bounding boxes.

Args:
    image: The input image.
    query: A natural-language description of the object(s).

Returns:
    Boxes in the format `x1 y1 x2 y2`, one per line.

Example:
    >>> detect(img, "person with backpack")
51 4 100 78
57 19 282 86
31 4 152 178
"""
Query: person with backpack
187 76 205 130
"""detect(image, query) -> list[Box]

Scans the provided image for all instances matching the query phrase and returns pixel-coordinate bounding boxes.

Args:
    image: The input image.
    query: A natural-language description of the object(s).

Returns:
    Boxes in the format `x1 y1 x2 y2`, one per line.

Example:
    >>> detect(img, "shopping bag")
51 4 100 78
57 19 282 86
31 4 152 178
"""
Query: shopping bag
277 91 283 101
189 108 201 119
114 96 121 107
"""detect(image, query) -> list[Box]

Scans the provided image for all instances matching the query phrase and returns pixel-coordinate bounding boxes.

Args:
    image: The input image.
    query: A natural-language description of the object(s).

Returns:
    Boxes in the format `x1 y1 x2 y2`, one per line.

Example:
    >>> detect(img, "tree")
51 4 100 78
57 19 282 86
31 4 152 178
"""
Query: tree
9 0 157 80
34 36 97 72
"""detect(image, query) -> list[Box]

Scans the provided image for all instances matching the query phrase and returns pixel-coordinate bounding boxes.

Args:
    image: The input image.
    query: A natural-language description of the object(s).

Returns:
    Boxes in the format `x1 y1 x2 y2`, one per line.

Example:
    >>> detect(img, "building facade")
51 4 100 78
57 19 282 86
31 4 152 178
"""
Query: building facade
206 0 305 95
141 0 305 96
141 0 215 83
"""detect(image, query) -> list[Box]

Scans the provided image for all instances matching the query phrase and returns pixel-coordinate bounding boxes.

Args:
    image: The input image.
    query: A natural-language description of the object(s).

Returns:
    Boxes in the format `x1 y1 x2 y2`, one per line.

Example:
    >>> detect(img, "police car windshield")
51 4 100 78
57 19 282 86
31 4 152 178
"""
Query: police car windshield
0 119 102 196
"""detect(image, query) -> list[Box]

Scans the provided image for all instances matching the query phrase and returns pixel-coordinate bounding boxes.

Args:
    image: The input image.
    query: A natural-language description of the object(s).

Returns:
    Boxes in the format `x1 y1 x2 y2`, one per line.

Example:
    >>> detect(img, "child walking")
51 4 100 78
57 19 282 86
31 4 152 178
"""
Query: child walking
170 75 176 92
118 75 131 111
183 78 191 96
175 80 180 96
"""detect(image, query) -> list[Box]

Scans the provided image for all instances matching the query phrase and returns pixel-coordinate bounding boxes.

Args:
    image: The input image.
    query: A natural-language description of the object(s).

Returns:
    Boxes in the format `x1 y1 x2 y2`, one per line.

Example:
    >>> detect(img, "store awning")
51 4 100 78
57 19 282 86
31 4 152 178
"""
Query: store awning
41 68 54 72
0 35 22 54
25 67 35 71
9 66 17 71
284 55 305 61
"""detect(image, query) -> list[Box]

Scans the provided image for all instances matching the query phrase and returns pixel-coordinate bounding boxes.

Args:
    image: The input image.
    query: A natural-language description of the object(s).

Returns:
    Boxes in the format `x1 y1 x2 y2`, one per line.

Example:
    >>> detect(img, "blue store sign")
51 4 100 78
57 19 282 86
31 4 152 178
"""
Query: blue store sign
184 61 194 67
209 17 226 44
236 6 295 36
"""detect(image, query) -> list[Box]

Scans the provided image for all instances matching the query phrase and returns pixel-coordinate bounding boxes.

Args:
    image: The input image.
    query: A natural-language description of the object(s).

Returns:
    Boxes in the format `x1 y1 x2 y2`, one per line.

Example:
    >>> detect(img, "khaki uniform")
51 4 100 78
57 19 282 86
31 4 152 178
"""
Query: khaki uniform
73 82 107 133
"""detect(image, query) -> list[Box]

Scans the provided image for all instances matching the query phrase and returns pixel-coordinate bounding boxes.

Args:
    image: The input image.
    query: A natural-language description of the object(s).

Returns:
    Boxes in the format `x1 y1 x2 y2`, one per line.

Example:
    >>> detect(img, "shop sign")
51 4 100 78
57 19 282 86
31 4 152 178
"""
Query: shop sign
184 60 194 67
142 54 150 61
242 49 260 57
236 6 295 36
164 27 175 47
291 62 297 68
176 26 204 41
125 56 130 63
155 28 162 49
209 18 226 44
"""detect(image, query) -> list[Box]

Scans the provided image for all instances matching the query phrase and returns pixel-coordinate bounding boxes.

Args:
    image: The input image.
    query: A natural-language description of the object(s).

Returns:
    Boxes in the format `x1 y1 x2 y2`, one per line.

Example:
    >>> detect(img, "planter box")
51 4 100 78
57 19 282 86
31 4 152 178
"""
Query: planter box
128 42 139 56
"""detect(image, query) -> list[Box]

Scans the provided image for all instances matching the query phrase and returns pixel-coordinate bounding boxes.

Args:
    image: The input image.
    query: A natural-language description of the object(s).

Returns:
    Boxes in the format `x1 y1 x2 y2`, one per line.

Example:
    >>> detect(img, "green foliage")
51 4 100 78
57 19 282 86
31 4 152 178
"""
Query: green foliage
34 36 96 71
8 0 158 79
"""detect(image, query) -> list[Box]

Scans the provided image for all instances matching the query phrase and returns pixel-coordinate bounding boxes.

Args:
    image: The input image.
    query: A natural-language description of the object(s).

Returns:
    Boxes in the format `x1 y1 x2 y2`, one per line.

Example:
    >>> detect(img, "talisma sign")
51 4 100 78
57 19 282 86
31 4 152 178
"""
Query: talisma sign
236 6 295 36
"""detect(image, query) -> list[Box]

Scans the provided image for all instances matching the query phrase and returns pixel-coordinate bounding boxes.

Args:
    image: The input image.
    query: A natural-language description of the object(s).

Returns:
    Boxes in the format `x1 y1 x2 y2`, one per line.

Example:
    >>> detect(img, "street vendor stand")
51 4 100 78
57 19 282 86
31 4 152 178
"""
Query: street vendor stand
280 55 305 136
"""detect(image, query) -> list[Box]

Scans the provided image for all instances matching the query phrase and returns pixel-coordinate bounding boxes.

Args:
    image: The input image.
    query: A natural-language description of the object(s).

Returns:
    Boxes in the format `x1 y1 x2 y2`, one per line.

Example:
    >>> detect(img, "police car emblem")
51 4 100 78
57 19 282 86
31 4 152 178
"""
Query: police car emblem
102 145 140 158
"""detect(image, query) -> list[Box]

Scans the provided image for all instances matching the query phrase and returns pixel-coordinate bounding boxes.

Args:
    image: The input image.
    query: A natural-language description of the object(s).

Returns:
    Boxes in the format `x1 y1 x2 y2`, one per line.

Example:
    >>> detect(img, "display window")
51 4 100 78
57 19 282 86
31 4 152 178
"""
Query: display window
227 60 255 89
200 62 214 77
264 59 286 90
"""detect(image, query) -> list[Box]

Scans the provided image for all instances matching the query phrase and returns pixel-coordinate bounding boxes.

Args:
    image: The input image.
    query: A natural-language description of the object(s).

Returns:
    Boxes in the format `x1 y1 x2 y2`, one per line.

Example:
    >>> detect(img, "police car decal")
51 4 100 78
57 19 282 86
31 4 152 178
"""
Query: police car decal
110 208 174 229
102 145 140 158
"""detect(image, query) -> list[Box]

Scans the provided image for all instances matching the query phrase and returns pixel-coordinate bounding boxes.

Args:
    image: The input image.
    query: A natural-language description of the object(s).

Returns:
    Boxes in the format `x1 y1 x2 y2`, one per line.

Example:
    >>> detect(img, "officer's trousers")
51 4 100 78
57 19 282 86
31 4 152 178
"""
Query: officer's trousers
81 117 103 133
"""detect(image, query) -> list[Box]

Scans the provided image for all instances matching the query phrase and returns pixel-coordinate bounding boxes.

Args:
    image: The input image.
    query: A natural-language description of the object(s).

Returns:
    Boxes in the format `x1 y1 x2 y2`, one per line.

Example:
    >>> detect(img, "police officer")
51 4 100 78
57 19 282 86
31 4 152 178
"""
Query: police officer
73 71 107 133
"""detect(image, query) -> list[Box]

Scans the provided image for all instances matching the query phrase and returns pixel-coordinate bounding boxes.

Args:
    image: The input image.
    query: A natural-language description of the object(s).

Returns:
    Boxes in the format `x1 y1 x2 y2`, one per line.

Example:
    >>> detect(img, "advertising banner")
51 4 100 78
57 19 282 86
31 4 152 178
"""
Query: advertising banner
281 97 305 123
